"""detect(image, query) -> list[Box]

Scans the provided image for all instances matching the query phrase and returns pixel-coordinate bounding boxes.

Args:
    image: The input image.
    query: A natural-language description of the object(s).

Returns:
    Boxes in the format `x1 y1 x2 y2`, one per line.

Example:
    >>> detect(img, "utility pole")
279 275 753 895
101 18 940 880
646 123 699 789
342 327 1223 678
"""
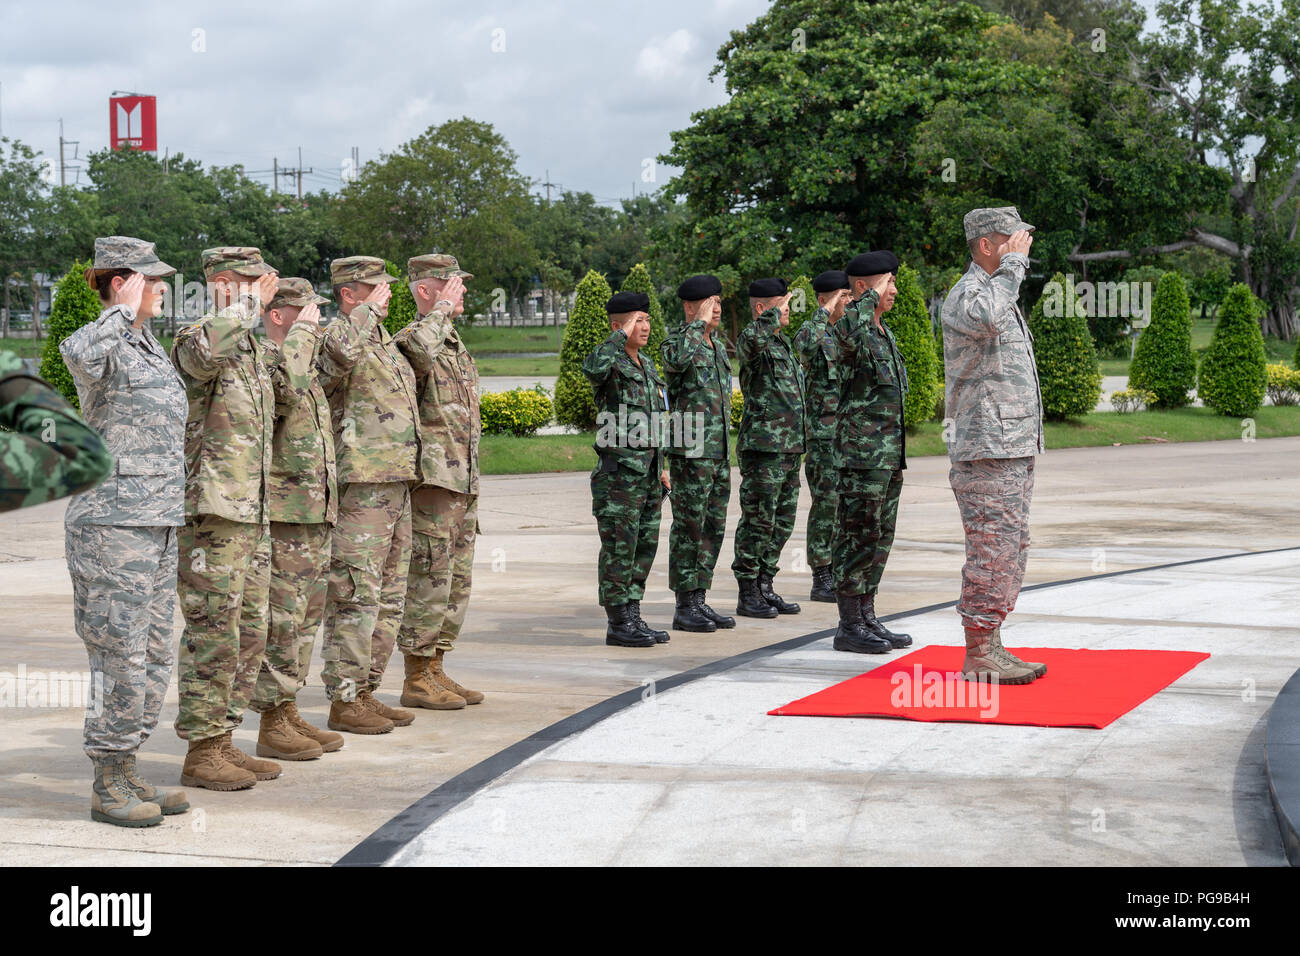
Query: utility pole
58 119 80 187
277 148 312 200
542 168 558 204
273 157 278 194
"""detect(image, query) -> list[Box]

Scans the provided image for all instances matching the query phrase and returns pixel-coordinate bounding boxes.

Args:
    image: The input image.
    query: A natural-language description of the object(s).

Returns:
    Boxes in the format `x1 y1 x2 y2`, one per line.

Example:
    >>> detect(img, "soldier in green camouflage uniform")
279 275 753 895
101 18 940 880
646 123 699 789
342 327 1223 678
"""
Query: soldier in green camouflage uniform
584 290 672 648
0 352 112 513
732 278 803 618
317 256 422 733
248 278 343 761
394 253 485 710
660 274 735 633
943 207 1046 684
831 252 912 654
172 247 280 791
793 270 852 603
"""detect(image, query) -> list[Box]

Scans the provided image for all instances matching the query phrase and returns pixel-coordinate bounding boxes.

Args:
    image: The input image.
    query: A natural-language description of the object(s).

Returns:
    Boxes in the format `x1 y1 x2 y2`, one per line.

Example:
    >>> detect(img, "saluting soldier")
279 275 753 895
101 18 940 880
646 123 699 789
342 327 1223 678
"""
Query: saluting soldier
793 269 852 603
393 253 485 710
583 290 672 647
732 277 803 618
660 274 735 633
249 278 343 761
830 252 914 654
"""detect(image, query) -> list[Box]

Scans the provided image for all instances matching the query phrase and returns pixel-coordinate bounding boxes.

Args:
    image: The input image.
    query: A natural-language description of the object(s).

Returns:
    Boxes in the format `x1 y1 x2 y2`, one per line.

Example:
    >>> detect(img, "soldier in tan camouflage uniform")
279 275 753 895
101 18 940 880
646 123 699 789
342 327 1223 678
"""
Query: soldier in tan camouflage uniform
249 278 344 760
393 254 484 710
941 207 1047 684
59 237 188 826
172 247 281 790
317 256 421 734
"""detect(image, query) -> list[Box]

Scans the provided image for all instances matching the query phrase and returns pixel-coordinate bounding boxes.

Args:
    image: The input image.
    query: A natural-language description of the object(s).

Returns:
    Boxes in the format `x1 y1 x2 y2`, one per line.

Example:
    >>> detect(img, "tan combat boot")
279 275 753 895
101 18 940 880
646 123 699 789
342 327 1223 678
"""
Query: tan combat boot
959 627 1039 685
400 653 466 711
221 731 282 780
122 753 190 814
431 649 484 705
358 688 415 726
328 697 395 734
284 700 344 752
991 628 1047 678
180 735 257 791
91 758 163 827
257 703 325 761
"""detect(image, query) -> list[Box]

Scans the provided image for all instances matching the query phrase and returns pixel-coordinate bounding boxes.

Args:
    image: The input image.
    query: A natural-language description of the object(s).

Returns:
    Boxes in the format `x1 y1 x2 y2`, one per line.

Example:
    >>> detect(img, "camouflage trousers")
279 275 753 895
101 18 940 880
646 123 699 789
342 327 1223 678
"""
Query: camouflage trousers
65 524 177 760
175 516 271 743
398 486 478 657
250 522 331 712
321 481 412 700
731 451 801 581
591 459 663 607
803 442 838 571
666 455 730 592
949 457 1035 631
832 467 903 597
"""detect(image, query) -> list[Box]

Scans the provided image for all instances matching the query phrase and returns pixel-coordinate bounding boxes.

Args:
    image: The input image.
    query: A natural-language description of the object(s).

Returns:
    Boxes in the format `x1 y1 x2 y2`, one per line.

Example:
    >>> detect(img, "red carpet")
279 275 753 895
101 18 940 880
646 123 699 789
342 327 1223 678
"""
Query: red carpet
768 646 1210 729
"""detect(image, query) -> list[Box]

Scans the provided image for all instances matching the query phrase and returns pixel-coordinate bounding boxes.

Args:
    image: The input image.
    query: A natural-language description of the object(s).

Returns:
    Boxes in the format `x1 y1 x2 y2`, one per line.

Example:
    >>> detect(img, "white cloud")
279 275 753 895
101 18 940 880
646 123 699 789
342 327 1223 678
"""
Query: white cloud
635 29 696 82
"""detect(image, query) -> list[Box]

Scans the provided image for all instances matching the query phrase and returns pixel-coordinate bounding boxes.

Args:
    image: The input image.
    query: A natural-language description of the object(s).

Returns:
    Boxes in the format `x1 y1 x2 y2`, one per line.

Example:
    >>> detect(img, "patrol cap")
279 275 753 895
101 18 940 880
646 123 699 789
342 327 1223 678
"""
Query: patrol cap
963 205 1035 241
845 251 899 277
330 256 398 287
676 274 722 301
84 236 176 287
748 277 787 298
605 291 649 314
812 270 850 293
268 277 329 311
408 253 473 282
202 246 275 280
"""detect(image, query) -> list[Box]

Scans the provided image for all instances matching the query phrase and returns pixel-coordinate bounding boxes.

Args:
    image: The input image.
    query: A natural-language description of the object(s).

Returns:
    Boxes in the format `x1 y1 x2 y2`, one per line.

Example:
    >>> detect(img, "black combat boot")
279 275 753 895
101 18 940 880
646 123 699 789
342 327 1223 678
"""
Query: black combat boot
627 599 670 644
809 565 836 603
833 593 891 654
736 578 778 618
672 590 716 632
758 572 801 614
695 590 735 628
605 604 656 648
862 594 912 648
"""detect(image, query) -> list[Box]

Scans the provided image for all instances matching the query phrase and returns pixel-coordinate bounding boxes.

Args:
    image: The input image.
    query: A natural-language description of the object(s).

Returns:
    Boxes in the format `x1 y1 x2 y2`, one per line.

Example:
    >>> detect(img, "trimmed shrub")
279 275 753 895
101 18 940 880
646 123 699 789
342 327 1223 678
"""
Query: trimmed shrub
480 386 553 436
1129 272 1196 408
619 263 666 374
1198 283 1268 416
730 388 744 433
382 259 418 336
1028 272 1103 420
784 274 817 342
882 264 940 432
1110 386 1156 413
40 261 104 409
555 270 613 429
1265 363 1300 406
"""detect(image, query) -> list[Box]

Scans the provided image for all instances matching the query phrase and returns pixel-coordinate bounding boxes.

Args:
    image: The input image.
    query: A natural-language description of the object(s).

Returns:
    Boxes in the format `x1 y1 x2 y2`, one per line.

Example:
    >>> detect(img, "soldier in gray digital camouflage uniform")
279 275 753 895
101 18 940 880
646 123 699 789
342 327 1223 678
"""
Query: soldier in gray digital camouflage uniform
60 236 191 827
941 207 1047 684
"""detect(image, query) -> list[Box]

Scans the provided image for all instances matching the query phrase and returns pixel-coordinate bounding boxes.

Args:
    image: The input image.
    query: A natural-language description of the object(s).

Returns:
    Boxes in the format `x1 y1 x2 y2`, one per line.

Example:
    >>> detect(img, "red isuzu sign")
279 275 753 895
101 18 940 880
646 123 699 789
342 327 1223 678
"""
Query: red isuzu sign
109 95 157 151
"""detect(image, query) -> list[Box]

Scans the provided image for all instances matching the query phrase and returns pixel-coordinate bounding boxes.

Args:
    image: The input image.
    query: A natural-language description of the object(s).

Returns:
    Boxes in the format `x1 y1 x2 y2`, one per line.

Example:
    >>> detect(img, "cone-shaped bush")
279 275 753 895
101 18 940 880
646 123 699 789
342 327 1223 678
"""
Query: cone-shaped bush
882 264 940 432
382 259 418 336
1198 283 1267 416
40 261 104 409
619 263 665 374
1129 271 1196 408
555 270 614 429
784 274 817 342
1027 272 1103 420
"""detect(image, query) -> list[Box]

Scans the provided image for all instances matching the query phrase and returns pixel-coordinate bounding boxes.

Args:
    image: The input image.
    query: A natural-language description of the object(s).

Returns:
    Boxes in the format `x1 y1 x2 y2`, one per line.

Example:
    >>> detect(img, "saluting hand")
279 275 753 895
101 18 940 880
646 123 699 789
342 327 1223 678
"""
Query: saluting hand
113 273 146 316
297 302 321 327
364 282 392 310
660 470 671 492
253 272 279 313
1000 229 1033 258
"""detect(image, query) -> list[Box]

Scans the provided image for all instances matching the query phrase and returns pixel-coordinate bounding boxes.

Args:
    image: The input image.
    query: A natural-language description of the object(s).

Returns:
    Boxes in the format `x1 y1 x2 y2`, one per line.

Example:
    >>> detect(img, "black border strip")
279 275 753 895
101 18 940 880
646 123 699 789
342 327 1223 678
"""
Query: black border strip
336 545 1300 867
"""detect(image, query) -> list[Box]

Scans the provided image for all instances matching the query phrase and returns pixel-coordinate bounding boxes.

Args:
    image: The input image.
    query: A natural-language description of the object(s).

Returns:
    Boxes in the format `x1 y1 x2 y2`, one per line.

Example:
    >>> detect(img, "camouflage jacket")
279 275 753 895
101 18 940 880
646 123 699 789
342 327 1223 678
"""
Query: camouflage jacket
737 308 804 455
172 302 275 523
317 303 421 486
834 290 909 471
0 350 114 514
59 306 187 526
263 322 336 525
583 329 667 476
793 306 840 446
392 309 480 496
941 255 1045 462
660 317 731 460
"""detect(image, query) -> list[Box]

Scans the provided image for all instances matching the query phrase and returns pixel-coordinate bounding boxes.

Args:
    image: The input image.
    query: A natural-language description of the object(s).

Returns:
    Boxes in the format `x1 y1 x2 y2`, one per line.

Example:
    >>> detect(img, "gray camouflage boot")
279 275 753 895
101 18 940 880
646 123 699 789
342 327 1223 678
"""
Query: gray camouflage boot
959 627 1039 685
122 753 190 814
91 757 164 828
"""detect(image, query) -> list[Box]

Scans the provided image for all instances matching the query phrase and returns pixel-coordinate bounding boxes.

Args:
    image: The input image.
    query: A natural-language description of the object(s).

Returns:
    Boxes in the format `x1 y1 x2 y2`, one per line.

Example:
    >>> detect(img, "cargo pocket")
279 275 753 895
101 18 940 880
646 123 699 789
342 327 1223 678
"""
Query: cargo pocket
179 563 231 633
998 402 1035 447
328 552 370 607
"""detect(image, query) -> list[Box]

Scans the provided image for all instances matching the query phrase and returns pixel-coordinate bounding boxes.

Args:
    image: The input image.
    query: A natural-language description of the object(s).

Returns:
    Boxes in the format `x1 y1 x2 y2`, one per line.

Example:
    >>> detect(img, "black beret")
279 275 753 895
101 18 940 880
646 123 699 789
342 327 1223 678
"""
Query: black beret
605 291 650 314
812 270 850 293
845 251 899 277
747 277 787 298
676 274 722 300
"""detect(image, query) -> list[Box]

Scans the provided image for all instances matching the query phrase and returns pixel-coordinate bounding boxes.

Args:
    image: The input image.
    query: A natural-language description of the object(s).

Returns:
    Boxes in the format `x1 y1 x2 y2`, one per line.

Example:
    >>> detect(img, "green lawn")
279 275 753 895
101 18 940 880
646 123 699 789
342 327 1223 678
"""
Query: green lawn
1097 315 1293 378
459 324 563 354
477 355 560 378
